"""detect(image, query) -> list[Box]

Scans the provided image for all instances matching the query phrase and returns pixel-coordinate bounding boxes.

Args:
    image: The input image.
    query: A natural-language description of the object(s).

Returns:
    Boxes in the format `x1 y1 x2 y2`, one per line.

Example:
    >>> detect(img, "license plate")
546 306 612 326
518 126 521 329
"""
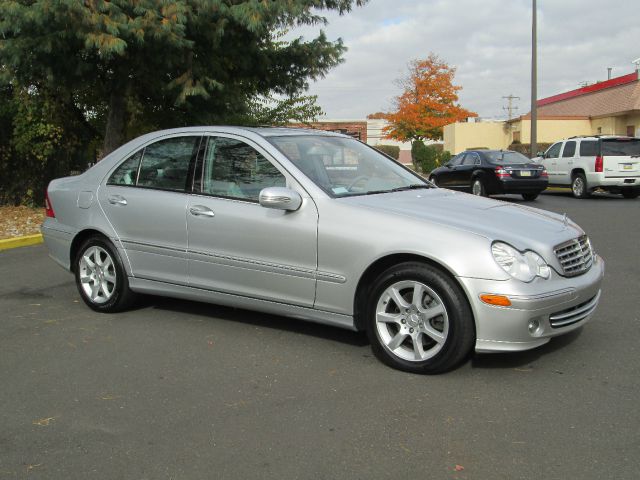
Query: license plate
520 171 531 177
623 164 632 170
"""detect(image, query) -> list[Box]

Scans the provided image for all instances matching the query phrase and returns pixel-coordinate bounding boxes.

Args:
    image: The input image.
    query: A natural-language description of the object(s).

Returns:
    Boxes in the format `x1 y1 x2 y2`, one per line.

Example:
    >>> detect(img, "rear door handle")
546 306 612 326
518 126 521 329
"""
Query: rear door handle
108 195 127 206
189 205 215 218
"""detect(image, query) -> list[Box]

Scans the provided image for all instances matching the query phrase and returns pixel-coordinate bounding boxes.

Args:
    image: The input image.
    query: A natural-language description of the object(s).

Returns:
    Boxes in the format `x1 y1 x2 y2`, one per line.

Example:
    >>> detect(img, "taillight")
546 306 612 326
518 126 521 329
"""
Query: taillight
495 166 510 178
540 168 548 177
45 191 55 218
595 156 603 172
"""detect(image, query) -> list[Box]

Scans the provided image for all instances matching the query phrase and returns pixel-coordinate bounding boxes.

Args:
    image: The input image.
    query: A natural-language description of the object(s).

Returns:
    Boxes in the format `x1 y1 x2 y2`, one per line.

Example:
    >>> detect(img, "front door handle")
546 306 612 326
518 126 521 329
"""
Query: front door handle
108 195 127 206
189 205 215 218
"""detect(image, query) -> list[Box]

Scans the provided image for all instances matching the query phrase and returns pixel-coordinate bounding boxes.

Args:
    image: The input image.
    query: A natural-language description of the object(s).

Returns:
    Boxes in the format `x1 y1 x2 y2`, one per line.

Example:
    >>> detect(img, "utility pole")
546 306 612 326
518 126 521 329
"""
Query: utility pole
530 0 538 158
502 94 520 120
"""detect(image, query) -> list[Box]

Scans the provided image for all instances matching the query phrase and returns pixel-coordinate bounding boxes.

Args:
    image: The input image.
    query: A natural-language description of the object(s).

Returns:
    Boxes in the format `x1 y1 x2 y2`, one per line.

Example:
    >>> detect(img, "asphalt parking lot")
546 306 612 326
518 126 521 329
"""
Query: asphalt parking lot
1 190 638 479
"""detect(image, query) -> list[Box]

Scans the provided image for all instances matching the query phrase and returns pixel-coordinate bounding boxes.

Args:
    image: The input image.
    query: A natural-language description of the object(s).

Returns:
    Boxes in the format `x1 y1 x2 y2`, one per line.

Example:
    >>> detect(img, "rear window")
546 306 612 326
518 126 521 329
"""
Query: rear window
579 140 597 156
485 151 531 164
601 138 640 156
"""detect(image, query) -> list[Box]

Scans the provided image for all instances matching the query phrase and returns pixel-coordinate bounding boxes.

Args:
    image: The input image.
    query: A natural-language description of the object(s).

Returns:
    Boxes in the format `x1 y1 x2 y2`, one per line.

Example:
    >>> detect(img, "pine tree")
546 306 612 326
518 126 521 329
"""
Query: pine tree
0 0 365 155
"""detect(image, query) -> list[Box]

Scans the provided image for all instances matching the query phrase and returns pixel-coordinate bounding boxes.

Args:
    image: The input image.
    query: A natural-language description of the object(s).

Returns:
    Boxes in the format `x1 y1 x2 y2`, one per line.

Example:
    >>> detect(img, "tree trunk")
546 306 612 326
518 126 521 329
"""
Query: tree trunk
101 91 126 159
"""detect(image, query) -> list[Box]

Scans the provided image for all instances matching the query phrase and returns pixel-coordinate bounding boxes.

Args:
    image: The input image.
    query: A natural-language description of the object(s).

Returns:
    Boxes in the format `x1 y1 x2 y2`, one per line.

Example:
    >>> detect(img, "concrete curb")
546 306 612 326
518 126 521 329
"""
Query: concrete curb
0 233 44 251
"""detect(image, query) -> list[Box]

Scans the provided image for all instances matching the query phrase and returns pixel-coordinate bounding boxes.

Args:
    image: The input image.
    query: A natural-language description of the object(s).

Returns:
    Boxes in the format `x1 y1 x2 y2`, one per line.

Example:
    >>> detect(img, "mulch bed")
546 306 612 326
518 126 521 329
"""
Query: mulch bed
0 206 46 240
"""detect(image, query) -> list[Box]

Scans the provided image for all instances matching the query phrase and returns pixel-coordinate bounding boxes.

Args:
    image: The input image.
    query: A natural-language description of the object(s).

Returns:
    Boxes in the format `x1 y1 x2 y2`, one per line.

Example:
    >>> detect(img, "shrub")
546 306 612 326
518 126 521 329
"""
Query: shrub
374 144 400 159
411 140 440 173
508 142 553 157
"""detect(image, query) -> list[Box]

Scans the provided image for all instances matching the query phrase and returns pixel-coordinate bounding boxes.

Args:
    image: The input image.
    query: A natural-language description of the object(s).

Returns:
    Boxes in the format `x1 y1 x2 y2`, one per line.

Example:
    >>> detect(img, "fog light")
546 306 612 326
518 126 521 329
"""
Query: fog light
528 319 541 335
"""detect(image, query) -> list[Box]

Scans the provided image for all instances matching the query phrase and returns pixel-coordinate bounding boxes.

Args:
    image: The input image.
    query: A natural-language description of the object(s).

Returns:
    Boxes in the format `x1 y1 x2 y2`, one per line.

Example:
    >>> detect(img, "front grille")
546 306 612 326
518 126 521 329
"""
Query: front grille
554 235 593 277
549 292 600 328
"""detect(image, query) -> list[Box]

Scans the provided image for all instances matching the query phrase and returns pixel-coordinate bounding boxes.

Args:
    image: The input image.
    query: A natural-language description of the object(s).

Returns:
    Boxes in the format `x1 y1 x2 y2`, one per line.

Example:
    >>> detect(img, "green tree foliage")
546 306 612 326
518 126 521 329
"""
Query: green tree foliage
411 140 450 173
0 0 365 154
374 145 400 160
0 0 365 204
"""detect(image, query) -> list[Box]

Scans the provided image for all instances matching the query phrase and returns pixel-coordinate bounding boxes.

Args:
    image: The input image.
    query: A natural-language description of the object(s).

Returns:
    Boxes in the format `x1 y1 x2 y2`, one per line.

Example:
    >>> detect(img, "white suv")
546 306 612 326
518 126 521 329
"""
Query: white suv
538 136 640 199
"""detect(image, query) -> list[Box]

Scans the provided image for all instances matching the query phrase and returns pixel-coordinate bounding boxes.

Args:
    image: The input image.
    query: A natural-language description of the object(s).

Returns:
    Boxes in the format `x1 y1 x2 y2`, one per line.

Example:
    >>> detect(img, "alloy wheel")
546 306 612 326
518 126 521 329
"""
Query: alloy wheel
78 246 117 304
375 280 449 362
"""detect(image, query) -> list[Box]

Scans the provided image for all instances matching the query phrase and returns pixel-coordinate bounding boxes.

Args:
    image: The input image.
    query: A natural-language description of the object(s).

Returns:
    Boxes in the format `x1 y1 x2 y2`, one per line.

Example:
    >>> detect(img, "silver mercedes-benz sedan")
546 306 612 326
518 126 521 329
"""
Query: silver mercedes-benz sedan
42 127 604 373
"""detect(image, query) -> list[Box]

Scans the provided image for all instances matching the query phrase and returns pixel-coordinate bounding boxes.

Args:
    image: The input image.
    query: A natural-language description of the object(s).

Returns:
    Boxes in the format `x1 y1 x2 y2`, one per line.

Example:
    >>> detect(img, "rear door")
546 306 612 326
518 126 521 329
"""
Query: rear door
99 135 202 285
600 137 640 179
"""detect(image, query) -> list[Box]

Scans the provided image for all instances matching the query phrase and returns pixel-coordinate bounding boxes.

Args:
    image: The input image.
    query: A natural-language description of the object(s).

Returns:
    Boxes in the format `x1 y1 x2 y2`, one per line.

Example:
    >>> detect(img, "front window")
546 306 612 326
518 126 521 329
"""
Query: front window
545 143 562 159
196 137 286 201
268 135 428 197
484 151 531 165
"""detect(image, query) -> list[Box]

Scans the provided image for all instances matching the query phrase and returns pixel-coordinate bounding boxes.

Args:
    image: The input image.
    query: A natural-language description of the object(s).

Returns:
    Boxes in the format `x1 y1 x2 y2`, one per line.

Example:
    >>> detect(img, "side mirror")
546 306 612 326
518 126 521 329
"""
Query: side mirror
259 187 302 211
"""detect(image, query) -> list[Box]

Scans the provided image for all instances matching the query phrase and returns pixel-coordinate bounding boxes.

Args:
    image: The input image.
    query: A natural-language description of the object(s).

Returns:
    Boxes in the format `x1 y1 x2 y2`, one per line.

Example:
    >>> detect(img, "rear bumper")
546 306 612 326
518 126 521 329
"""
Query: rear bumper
493 177 548 194
41 219 74 271
458 255 604 353
586 172 640 189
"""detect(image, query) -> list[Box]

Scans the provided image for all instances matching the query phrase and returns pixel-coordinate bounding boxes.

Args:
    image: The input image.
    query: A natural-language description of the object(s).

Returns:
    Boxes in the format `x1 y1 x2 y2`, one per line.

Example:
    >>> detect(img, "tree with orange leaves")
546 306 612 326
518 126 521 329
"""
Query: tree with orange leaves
384 53 477 142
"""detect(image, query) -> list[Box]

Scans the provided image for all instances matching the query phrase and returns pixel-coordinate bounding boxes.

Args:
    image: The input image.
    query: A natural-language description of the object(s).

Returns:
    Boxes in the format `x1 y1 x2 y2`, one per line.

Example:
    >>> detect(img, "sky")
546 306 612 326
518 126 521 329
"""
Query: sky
287 0 640 121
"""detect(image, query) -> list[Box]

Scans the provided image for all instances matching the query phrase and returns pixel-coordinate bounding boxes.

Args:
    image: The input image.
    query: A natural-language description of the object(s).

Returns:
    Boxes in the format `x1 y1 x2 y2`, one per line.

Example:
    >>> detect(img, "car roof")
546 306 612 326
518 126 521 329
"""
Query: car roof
465 149 518 154
138 126 349 139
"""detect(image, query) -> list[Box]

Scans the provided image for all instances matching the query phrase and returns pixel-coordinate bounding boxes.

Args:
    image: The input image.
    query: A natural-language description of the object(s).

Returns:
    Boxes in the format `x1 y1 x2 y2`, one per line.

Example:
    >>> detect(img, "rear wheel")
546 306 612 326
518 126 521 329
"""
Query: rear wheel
571 173 590 198
364 262 475 374
622 189 639 199
471 178 486 196
74 235 137 312
522 192 539 201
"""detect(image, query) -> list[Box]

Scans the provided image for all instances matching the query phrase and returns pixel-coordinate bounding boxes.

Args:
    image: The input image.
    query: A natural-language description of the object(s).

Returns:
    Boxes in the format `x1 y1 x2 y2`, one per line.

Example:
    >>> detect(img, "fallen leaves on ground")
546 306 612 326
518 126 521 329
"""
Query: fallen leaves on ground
32 417 56 426
0 206 45 239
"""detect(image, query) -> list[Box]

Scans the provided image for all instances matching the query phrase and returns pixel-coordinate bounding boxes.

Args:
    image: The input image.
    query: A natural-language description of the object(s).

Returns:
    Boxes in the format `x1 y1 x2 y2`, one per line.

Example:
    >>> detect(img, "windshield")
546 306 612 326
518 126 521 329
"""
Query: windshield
268 135 430 196
601 138 640 156
484 151 531 164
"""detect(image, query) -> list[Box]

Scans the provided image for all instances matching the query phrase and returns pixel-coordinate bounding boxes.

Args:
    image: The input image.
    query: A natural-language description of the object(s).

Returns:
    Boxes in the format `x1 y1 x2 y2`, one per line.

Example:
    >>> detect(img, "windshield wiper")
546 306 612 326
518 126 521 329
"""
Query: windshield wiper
389 184 432 192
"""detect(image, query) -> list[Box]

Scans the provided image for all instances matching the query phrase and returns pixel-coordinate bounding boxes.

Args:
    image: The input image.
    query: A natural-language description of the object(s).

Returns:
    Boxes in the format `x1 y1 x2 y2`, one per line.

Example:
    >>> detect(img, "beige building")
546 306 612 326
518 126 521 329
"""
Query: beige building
444 71 640 154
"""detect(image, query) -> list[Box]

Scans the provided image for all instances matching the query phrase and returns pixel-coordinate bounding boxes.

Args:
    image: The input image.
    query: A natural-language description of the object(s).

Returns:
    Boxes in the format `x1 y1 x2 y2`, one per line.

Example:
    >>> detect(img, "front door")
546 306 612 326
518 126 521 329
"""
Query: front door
541 142 562 184
186 135 318 307
556 140 576 184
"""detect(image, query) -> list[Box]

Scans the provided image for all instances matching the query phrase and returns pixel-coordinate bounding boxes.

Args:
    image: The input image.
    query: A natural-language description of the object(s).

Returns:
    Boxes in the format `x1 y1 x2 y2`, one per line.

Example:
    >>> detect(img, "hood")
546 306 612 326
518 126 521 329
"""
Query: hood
339 188 583 252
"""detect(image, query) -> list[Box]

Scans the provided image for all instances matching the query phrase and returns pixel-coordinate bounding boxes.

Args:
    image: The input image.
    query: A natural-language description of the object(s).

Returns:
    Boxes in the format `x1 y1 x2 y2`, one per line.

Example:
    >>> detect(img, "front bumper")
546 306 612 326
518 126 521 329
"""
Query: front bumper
458 254 604 352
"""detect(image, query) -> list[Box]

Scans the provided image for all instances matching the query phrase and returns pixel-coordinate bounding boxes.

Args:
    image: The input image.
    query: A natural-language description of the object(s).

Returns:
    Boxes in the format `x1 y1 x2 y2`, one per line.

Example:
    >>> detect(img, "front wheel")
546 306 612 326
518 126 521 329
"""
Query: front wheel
571 173 590 198
74 235 137 312
471 178 486 196
522 192 539 201
364 262 475 374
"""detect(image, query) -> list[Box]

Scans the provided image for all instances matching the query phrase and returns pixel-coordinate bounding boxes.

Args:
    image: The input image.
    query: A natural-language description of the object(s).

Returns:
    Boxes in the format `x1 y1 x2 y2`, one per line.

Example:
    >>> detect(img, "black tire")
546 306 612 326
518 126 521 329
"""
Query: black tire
364 262 475 374
522 192 539 201
471 177 486 196
74 235 137 312
622 189 639 199
571 173 590 199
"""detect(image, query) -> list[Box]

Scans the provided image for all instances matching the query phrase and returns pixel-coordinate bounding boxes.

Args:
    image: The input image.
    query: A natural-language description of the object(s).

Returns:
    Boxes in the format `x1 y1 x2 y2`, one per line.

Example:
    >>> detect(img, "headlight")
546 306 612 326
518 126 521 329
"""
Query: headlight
491 242 550 282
